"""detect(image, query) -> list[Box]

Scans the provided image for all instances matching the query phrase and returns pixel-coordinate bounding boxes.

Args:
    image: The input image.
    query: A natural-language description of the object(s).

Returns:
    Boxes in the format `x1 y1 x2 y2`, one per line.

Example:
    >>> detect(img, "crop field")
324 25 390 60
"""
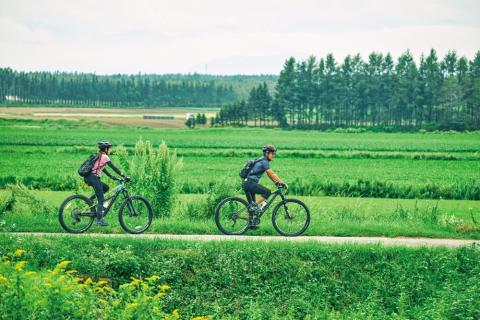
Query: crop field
1 115 480 239
1 111 480 319
0 107 218 128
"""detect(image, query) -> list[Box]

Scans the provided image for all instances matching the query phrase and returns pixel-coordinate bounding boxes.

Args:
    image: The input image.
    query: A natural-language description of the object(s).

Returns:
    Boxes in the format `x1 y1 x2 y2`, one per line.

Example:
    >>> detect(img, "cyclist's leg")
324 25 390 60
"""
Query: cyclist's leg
85 174 105 219
250 182 271 205
100 180 109 193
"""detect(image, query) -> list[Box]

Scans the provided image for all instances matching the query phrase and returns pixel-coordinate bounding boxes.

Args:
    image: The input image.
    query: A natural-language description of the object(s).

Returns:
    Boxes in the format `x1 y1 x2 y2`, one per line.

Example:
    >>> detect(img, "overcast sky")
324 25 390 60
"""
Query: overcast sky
0 0 479 75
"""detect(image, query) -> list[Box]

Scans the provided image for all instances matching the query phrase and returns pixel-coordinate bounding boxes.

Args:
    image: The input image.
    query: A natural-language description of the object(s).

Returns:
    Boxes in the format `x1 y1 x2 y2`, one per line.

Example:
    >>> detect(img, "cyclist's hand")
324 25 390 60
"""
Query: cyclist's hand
276 182 288 189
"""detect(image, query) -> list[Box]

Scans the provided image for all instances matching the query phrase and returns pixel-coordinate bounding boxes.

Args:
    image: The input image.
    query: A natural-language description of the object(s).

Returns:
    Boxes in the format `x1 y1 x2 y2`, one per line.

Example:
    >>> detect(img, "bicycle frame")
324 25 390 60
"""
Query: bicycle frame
87 181 134 217
251 187 287 219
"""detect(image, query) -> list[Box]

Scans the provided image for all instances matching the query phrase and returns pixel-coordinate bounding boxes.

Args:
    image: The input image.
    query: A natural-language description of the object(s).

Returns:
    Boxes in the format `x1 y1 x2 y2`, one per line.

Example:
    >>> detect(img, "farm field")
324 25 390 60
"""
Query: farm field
0 115 480 239
0 106 218 128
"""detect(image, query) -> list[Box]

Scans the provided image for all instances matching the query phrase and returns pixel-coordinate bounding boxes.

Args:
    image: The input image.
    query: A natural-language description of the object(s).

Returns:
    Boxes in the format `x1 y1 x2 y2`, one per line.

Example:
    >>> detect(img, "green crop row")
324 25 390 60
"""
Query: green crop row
0 234 479 319
1 118 480 152
3 144 480 161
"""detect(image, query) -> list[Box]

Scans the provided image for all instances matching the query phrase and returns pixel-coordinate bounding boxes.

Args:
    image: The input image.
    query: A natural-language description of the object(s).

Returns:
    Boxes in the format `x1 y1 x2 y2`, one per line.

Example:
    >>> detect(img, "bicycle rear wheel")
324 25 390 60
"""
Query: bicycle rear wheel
118 196 153 234
272 199 310 237
58 195 95 233
215 197 250 235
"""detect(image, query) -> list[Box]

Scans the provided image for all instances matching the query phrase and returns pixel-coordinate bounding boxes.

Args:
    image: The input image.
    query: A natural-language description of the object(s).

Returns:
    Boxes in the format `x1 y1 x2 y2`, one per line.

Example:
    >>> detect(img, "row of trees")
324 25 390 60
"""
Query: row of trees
0 68 236 107
218 49 480 130
185 113 207 128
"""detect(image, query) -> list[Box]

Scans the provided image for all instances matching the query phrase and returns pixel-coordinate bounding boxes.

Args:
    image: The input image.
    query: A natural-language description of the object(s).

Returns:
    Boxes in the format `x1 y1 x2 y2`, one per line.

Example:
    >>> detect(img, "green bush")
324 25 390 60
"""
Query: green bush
0 190 14 215
1 235 479 319
2 184 56 216
0 249 200 319
117 139 183 218
183 180 234 219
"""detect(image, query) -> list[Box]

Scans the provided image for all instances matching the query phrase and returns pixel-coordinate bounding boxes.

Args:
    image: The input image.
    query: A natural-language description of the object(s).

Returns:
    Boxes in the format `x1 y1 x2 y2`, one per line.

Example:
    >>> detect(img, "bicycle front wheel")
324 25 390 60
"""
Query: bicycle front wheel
118 196 153 234
215 197 250 235
272 199 310 237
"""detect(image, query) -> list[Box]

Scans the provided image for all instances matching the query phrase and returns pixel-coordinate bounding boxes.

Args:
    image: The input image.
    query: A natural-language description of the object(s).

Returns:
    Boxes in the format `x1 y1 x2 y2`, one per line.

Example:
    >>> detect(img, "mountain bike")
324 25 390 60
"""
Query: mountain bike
215 184 310 236
58 177 153 234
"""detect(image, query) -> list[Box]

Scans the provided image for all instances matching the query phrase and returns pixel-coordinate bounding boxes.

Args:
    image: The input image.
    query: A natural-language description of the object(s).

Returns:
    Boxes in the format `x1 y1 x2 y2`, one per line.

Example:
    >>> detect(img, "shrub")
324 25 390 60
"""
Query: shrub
183 180 234 219
116 139 183 218
2 184 56 215
0 249 196 319
0 190 14 215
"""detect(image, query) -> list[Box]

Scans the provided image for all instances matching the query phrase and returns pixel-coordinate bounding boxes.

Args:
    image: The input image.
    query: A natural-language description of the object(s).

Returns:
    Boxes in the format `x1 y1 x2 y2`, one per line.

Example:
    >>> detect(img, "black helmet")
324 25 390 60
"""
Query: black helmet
98 140 113 150
262 144 276 154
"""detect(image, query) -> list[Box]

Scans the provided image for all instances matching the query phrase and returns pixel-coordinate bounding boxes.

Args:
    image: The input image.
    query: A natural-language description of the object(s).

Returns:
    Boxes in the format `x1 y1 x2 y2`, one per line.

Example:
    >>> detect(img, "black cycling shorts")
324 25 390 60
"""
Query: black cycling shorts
242 180 271 203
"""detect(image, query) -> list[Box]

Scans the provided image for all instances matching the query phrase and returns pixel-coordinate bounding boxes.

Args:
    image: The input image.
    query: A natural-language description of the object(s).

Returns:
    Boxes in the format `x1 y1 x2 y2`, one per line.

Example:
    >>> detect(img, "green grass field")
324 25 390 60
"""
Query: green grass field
1 118 480 199
1 115 480 319
1 117 480 239
2 190 480 239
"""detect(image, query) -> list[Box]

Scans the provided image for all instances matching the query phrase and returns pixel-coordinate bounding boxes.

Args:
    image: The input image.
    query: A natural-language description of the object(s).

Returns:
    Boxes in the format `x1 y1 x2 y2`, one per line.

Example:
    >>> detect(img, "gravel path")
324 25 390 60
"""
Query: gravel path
4 232 479 248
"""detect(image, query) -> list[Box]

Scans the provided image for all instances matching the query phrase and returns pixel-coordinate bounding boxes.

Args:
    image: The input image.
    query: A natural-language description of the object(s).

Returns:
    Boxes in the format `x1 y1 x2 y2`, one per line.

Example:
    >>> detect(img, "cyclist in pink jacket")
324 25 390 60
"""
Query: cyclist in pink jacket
84 141 126 226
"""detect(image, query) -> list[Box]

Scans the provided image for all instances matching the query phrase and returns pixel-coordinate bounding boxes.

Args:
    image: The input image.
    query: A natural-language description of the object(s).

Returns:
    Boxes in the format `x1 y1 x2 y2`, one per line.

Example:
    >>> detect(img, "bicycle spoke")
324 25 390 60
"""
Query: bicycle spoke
215 198 250 235
273 200 310 236
59 195 94 233
119 196 152 234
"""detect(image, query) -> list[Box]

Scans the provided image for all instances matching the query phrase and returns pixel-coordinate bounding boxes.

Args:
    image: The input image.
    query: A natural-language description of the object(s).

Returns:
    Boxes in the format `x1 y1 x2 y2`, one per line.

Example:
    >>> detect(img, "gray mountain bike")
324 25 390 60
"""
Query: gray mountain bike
58 177 153 234
215 184 310 236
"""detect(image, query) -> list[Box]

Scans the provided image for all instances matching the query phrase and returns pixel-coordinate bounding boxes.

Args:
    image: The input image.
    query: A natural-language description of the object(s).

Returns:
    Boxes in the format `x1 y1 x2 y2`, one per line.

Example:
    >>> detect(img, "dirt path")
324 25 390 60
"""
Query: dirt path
5 232 479 248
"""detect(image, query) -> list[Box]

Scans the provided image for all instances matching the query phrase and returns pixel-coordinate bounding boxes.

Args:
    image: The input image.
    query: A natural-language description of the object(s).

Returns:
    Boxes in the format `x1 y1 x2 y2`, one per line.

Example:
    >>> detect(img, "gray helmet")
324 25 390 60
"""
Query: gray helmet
98 140 113 150
262 144 276 154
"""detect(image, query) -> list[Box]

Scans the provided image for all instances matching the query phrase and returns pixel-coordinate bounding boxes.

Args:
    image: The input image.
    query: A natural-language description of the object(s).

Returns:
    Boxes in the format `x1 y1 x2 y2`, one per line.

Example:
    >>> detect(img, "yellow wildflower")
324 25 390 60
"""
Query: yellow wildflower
145 275 160 282
103 286 115 294
96 280 108 287
84 277 93 285
66 270 78 275
192 317 210 320
14 249 26 256
172 309 180 318
158 284 171 291
15 260 27 271
56 260 72 270
0 275 7 282
24 271 37 277
126 302 139 310
130 277 143 286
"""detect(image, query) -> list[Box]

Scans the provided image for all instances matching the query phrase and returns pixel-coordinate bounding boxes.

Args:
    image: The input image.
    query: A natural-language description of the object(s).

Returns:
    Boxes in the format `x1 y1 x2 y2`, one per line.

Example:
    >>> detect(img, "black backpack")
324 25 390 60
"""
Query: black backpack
78 154 99 177
239 157 263 179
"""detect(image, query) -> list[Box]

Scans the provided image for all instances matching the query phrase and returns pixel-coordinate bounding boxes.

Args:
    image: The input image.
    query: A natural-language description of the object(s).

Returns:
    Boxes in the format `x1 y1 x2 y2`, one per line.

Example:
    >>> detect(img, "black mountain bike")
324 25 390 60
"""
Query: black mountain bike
58 178 153 234
215 184 310 236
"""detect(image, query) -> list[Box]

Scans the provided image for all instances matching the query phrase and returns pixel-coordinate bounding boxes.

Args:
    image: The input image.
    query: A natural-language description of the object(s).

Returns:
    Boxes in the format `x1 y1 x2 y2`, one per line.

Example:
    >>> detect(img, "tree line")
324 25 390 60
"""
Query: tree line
217 49 480 130
0 69 237 107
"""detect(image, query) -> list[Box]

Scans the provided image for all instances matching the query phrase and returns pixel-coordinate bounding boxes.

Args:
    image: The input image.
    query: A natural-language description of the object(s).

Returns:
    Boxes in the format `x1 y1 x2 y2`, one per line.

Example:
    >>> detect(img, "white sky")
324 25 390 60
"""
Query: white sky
0 0 479 75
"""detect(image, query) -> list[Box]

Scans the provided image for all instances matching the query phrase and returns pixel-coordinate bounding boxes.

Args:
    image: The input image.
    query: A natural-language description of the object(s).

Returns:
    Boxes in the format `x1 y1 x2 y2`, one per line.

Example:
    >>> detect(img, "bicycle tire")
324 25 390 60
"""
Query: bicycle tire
118 195 153 234
272 198 310 237
58 194 95 233
215 197 250 235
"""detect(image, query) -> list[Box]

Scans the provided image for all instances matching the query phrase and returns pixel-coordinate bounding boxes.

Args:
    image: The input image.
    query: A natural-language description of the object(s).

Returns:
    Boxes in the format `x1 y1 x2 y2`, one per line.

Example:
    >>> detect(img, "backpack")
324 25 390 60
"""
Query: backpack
78 154 99 177
239 157 263 179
